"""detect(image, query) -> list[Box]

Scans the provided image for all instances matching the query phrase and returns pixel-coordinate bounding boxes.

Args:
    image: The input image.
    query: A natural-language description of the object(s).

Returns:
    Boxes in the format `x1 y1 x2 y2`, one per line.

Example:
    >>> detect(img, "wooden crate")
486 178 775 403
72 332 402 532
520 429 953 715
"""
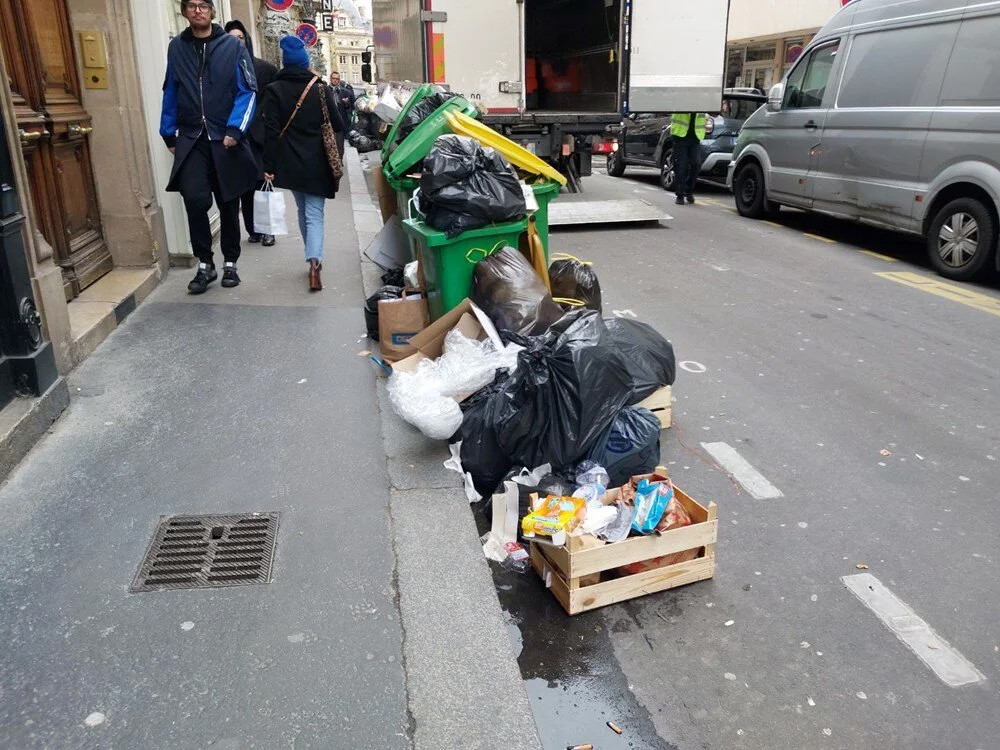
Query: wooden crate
638 385 672 429
530 485 716 615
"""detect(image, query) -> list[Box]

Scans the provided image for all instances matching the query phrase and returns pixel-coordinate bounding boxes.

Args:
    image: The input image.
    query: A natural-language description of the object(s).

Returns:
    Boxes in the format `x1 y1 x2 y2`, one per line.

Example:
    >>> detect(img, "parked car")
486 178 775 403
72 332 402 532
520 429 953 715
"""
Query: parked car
729 0 1000 281
606 90 767 191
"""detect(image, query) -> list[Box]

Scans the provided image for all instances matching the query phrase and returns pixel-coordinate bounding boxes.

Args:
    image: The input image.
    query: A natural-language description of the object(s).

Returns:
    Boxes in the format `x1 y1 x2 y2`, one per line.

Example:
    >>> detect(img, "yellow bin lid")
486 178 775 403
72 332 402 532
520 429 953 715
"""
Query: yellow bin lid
445 110 568 187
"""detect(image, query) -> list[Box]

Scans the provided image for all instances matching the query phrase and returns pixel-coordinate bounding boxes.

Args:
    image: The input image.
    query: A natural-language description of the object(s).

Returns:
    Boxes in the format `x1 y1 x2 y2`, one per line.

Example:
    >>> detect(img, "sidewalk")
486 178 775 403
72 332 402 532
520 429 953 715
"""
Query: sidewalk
0 158 539 748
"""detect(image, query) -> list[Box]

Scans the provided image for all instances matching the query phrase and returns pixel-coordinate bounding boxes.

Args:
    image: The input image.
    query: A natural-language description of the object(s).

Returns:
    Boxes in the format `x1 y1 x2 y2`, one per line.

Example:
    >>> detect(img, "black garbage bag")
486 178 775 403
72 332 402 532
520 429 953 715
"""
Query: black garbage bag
419 135 527 238
585 406 662 487
604 317 676 403
364 285 404 341
495 310 635 470
549 257 603 312
471 246 564 336
381 268 406 287
459 373 515 499
398 91 458 140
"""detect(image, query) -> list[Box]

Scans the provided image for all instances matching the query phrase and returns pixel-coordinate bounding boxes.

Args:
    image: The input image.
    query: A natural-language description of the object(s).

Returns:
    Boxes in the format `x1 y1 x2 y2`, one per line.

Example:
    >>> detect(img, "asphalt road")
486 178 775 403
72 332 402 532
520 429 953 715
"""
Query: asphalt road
495 167 1000 749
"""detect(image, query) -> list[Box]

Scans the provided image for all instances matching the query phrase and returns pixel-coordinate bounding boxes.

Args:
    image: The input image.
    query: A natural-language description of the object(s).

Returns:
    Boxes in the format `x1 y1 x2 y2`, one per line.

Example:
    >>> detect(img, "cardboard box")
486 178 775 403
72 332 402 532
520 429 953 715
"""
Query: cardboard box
391 299 506 400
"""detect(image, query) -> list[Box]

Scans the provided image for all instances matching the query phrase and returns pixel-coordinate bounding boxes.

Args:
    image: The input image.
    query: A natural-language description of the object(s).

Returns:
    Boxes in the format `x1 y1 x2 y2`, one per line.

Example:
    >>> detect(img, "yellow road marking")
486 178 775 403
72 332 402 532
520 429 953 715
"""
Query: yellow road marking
724 207 738 215
763 220 783 228
700 198 722 206
859 249 898 262
876 271 1000 317
803 232 837 244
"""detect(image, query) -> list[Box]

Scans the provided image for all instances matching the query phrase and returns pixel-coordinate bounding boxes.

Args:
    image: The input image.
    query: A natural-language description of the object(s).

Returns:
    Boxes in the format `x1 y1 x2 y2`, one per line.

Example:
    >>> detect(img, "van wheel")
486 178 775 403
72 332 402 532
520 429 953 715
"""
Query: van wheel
659 149 676 192
607 149 626 177
734 162 770 218
927 198 996 281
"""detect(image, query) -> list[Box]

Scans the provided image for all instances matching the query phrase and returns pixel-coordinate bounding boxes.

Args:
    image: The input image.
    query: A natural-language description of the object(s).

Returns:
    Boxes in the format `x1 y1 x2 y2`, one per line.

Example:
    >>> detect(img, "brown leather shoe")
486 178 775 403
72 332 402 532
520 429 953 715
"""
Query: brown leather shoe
308 259 323 291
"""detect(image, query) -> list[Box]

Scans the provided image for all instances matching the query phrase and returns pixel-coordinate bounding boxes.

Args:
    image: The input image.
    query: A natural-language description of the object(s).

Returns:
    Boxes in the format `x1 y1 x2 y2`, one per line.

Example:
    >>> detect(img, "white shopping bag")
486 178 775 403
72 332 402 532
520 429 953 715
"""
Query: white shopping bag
253 180 287 236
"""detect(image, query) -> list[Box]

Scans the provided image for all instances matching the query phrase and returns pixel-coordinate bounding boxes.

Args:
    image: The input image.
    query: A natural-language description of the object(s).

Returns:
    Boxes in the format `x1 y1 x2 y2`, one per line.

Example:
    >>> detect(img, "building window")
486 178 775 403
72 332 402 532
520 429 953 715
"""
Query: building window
725 47 745 88
352 55 359 65
340 55 347 65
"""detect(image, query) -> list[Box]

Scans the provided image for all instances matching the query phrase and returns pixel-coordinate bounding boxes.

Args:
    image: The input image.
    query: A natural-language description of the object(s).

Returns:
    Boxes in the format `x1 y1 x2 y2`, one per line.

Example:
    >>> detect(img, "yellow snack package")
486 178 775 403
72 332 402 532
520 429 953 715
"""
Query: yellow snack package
521 496 587 538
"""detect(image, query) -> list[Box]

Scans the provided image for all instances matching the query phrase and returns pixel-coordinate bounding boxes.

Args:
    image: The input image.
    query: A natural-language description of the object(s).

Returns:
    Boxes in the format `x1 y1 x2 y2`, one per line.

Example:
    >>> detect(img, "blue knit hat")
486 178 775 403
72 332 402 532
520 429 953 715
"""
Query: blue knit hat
280 35 310 68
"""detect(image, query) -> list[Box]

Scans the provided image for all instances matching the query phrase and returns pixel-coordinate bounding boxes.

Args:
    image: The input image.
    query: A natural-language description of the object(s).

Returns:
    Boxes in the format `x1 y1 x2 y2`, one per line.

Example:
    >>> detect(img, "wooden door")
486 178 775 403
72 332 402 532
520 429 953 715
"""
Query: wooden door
0 0 112 299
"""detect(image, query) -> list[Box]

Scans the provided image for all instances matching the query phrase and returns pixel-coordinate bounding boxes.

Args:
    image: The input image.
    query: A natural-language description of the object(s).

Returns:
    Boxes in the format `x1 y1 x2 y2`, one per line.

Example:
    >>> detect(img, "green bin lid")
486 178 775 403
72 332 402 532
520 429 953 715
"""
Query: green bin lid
384 97 480 182
380 84 435 160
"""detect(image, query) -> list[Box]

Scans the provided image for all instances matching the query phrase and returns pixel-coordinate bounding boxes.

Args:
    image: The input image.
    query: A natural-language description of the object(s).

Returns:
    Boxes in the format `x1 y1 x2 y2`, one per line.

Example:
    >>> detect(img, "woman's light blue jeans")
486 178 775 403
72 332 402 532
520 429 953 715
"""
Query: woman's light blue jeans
291 191 326 263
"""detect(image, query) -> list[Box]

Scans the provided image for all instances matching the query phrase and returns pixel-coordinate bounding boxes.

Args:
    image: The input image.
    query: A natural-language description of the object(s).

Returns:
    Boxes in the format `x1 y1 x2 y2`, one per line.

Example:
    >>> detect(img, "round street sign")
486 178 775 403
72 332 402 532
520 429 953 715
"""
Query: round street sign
265 0 295 10
296 22 319 47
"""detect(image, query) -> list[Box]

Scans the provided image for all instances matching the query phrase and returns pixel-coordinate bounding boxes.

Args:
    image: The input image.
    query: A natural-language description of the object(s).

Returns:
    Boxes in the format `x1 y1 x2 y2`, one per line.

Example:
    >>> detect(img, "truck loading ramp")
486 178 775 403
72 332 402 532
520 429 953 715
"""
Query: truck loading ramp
549 199 671 227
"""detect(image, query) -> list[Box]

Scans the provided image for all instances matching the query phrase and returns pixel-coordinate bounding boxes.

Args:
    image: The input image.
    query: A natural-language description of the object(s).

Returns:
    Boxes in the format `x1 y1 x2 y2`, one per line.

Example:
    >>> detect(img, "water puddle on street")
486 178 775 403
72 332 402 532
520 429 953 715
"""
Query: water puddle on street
480 508 675 749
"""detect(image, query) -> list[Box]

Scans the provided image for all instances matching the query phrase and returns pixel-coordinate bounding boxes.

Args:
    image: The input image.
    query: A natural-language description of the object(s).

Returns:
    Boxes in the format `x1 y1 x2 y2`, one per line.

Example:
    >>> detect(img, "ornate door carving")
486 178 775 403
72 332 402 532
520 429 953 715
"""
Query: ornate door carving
1 0 112 298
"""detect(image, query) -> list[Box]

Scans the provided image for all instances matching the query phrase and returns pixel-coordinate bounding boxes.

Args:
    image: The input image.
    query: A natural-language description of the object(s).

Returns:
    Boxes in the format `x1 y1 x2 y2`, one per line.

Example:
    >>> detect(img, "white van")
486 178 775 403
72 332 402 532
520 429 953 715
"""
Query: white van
728 0 1000 281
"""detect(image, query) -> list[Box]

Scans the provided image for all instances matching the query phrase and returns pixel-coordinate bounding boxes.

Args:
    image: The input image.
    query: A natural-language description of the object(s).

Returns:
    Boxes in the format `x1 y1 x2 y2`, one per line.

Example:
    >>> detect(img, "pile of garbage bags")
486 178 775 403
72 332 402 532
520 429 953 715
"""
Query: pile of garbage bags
383 245 676 502
458 307 673 498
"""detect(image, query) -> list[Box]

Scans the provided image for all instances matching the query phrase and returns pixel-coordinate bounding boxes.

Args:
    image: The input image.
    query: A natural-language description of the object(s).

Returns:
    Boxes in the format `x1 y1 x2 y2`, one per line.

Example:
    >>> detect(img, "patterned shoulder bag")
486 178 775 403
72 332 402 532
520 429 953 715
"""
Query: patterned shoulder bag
316 80 345 181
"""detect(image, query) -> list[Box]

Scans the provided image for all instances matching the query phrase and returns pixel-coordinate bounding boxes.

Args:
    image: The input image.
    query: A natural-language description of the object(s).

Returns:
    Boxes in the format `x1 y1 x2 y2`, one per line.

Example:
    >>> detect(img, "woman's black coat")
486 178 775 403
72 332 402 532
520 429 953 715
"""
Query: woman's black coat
261 66 345 199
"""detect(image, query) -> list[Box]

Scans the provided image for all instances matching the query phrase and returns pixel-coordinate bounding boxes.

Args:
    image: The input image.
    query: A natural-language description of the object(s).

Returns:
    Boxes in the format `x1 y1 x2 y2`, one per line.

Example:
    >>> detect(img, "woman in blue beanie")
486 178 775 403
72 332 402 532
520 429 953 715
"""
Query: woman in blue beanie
261 35 345 291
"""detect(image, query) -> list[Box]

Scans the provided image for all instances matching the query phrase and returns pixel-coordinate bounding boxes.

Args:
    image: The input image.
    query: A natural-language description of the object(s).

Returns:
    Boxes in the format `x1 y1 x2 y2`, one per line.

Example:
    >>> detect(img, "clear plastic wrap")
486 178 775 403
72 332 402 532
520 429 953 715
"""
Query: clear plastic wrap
387 331 519 439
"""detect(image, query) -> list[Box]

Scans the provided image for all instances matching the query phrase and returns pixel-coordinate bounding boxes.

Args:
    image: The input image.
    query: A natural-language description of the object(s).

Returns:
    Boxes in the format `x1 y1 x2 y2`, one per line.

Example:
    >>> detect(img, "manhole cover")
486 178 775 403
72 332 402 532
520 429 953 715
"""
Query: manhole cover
131 513 279 592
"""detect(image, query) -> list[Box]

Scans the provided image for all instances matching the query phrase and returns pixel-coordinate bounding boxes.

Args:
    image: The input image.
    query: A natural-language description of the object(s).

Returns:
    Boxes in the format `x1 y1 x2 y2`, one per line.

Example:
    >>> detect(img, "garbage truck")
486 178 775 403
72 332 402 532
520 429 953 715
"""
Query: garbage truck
368 0 731 190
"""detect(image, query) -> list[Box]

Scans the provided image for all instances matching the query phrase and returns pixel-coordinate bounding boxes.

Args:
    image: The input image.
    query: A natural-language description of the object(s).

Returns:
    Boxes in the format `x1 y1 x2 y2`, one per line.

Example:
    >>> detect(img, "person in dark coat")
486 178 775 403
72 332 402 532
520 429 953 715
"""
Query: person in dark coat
225 20 278 247
261 36 345 292
160 0 259 294
329 71 355 156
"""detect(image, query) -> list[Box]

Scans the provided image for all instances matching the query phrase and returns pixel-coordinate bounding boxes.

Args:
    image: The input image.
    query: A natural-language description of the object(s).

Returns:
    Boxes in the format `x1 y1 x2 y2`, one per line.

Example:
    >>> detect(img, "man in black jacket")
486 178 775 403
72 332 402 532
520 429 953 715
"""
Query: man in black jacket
160 0 259 294
225 20 278 247
330 72 354 156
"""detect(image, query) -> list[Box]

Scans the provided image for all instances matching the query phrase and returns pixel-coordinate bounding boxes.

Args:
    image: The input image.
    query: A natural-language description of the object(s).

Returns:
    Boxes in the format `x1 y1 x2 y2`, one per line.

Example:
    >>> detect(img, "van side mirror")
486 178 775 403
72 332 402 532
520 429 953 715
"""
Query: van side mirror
766 82 784 112
361 64 373 84
361 51 371 64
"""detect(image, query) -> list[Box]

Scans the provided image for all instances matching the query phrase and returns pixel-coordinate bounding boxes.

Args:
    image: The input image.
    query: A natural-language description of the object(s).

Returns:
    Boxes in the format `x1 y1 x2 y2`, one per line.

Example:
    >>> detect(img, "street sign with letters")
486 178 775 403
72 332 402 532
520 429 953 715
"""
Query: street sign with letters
320 14 335 32
322 0 334 11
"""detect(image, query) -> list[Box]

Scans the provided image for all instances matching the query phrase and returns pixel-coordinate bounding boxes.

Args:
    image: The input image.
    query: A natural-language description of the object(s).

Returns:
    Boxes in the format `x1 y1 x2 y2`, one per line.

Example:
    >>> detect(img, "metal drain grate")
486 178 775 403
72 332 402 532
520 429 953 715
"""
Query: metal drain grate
131 513 279 592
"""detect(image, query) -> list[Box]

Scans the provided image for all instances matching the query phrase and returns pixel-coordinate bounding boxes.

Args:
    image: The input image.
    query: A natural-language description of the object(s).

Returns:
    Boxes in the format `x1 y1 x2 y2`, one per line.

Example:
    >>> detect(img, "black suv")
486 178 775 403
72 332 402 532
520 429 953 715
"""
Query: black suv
606 90 766 191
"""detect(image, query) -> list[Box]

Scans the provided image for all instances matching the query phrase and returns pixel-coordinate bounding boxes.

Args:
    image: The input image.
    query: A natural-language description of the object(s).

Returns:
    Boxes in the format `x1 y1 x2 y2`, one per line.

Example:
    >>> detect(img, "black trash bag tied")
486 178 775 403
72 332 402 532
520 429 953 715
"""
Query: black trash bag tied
398 91 458 140
458 372 514 500
603 317 676 403
494 310 635 471
549 253 603 312
471 246 564 337
419 135 527 238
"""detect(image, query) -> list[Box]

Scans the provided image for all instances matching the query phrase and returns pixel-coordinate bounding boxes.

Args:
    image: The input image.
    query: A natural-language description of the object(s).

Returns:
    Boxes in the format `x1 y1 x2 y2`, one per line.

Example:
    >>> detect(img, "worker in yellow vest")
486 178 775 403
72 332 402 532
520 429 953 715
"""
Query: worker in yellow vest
670 112 708 205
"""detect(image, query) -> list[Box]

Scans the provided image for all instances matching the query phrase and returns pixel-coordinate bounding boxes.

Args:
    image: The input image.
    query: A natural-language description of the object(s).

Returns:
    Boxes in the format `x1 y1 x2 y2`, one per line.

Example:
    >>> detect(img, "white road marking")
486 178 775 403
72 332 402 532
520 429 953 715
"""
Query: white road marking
842 573 985 687
700 442 784 499
679 360 707 374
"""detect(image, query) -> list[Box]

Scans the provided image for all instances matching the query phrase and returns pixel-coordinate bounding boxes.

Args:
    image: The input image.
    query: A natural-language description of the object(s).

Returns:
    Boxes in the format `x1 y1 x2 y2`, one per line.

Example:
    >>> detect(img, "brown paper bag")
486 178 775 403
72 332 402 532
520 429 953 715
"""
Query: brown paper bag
378 289 429 362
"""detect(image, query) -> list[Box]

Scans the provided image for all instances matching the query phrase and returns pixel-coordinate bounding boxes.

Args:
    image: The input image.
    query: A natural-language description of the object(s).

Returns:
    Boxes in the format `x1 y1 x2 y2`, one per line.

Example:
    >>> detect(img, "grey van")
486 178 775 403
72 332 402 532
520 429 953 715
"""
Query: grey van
728 0 1000 281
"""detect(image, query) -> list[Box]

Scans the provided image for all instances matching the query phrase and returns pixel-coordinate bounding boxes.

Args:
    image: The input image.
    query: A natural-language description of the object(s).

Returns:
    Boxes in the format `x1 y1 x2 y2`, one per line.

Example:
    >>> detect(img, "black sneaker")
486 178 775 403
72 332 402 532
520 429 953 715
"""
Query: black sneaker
686 195 695 204
261 234 276 247
187 264 217 294
221 263 241 288
675 195 685 205
247 233 262 243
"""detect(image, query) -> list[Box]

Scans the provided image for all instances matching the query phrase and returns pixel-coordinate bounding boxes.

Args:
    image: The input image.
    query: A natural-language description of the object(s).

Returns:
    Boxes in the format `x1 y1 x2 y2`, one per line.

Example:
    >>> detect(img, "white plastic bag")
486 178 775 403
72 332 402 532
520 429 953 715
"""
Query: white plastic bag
253 180 287 236
387 330 521 439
